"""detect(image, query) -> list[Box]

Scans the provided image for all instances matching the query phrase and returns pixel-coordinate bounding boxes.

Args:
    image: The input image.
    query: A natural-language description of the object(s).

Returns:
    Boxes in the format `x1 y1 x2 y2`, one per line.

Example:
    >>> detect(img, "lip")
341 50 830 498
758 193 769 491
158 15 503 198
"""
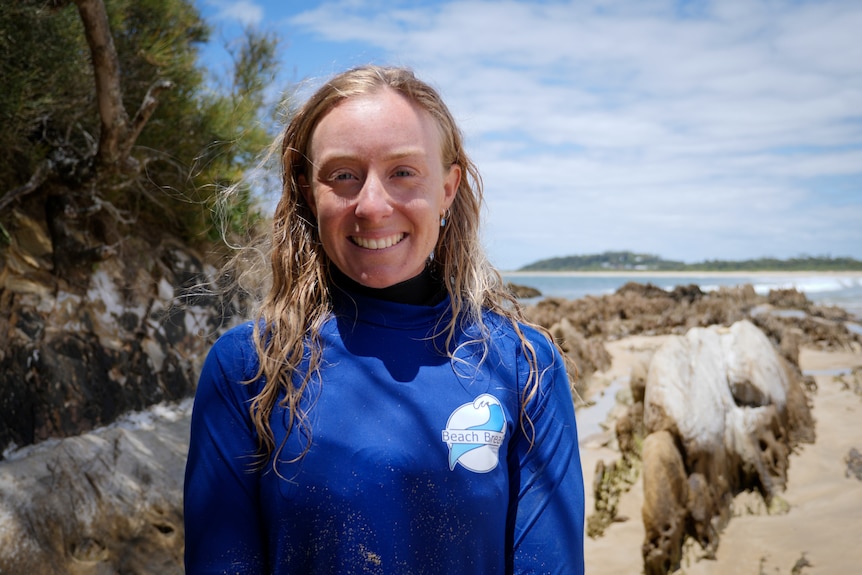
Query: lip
350 233 406 250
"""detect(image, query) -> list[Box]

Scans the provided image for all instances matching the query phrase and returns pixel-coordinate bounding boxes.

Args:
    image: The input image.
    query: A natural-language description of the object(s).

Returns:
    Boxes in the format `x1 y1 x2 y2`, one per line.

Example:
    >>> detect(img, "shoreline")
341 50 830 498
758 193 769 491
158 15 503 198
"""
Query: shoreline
503 270 862 278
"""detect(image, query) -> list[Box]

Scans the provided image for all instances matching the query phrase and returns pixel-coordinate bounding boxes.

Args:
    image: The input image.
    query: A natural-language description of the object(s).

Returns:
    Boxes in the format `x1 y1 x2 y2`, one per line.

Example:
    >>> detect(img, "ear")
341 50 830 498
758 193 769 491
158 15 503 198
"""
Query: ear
442 164 461 210
298 174 317 217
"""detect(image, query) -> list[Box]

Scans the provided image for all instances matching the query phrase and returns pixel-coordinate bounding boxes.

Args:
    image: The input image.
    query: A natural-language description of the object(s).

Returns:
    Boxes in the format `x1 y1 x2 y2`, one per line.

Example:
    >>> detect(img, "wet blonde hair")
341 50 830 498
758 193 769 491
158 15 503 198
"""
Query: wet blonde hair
248 65 556 467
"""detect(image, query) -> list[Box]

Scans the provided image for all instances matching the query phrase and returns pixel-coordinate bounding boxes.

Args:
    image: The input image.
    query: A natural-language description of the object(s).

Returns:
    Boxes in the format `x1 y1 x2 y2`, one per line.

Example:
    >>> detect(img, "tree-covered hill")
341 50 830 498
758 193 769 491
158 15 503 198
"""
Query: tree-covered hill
519 251 862 272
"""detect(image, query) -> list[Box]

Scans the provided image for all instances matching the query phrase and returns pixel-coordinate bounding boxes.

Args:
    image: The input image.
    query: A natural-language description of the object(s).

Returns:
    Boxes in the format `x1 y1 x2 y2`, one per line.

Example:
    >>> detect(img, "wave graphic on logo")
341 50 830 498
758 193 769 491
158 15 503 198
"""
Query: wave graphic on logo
442 394 506 473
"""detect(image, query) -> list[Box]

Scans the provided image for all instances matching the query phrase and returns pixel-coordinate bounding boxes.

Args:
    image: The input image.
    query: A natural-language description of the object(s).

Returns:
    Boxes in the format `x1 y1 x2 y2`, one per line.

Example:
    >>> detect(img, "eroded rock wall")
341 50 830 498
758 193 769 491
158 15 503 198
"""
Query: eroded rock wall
0 207 238 457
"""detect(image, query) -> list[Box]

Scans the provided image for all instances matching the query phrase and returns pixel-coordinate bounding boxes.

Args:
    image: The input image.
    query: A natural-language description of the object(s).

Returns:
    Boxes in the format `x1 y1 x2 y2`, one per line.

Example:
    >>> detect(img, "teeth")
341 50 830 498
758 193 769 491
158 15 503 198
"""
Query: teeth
352 233 405 250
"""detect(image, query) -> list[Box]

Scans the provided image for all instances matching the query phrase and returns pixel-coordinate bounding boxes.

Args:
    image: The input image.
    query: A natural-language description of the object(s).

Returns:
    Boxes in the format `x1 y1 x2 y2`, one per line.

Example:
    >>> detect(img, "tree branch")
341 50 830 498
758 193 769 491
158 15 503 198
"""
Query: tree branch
0 160 53 213
73 0 129 169
120 79 175 160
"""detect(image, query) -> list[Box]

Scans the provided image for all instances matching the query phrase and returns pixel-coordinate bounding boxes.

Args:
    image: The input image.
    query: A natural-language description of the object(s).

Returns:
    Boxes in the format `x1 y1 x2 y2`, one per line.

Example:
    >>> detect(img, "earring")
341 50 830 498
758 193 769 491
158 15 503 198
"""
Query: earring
440 208 451 227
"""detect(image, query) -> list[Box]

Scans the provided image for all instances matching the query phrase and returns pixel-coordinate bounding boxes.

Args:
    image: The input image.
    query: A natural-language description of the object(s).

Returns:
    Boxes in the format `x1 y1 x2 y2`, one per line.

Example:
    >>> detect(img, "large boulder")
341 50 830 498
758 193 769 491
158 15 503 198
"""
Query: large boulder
640 320 813 573
0 401 191 574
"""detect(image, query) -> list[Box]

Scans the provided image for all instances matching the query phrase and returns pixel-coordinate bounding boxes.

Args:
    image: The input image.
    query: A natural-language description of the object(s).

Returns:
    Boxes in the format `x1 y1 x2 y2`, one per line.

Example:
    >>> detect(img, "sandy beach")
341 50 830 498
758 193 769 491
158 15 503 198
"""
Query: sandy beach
580 337 862 575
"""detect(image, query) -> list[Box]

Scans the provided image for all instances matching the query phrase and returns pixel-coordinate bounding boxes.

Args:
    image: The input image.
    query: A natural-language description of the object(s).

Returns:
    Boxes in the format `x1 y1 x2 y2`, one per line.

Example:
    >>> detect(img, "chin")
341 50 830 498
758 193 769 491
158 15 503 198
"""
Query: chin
354 268 414 289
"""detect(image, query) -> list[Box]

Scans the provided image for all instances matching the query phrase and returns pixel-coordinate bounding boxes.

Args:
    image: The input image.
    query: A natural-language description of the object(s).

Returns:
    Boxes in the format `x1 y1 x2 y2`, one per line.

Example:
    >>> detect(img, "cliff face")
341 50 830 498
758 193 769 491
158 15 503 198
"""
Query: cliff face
0 193 246 572
0 205 234 458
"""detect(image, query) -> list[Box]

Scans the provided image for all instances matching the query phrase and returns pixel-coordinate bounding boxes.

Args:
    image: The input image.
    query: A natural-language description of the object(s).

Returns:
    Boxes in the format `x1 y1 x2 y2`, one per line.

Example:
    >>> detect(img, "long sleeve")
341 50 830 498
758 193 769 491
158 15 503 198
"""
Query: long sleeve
509 332 585 575
184 324 267 573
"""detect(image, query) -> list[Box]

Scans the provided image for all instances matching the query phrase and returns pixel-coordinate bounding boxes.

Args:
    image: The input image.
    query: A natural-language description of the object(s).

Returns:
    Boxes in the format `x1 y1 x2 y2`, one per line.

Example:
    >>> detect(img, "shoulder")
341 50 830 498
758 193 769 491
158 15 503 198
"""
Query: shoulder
482 311 560 364
209 321 257 353
201 321 260 382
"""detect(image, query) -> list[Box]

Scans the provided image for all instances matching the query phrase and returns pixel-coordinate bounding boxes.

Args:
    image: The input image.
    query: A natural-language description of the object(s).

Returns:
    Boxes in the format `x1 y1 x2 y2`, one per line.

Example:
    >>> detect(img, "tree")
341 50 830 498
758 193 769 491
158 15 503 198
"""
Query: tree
0 0 279 247
74 0 173 171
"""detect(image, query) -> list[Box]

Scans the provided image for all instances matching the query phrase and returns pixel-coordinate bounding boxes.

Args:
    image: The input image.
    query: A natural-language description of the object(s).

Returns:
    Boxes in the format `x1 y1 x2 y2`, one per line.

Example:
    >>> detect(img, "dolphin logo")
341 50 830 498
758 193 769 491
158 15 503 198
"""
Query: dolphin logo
441 394 506 473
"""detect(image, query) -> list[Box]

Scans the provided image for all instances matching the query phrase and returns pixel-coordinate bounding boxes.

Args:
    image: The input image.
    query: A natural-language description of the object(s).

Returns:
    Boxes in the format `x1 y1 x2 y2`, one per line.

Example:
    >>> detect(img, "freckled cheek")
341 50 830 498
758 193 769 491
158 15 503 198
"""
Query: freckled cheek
313 192 354 221
314 199 359 247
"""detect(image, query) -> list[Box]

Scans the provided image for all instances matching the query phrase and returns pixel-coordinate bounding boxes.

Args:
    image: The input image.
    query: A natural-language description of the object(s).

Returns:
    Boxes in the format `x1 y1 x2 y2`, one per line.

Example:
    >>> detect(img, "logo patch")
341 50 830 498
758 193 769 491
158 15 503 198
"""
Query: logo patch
441 394 506 473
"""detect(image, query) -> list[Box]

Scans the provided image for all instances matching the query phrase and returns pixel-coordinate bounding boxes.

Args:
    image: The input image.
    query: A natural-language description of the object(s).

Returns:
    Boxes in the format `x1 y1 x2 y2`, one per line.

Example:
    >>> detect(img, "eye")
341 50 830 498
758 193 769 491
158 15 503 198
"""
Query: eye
331 171 357 182
392 167 416 178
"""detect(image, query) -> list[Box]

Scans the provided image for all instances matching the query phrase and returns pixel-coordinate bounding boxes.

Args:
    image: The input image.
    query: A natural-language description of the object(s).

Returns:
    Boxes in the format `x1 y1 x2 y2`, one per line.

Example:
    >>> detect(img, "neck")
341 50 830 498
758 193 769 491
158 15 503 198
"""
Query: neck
329 265 446 306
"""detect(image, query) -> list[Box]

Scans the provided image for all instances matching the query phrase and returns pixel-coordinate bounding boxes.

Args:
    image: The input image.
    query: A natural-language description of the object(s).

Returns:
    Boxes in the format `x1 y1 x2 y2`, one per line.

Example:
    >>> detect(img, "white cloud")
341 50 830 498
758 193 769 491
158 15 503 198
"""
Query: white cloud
210 0 265 27
288 0 862 268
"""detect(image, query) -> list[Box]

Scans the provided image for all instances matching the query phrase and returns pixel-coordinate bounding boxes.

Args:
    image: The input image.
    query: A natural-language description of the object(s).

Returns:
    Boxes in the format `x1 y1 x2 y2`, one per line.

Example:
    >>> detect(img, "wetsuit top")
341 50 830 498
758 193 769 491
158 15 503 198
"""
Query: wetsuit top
183 279 585 574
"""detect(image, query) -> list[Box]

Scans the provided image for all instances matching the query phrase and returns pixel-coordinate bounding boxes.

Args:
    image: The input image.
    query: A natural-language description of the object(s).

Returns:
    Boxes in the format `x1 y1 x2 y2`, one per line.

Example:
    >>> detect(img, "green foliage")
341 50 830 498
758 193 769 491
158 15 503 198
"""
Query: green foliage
0 0 281 244
520 251 862 272
520 251 685 271
0 1 94 186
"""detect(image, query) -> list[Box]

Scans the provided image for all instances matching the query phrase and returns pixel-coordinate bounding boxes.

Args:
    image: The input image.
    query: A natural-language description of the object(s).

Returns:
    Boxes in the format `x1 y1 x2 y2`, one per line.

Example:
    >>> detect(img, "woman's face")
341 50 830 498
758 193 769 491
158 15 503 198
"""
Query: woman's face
302 88 460 288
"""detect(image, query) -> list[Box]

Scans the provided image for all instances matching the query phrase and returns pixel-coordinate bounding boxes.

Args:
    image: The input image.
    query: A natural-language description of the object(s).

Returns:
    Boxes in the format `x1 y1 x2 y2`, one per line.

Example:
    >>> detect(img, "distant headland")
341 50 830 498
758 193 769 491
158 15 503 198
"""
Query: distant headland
518 251 862 272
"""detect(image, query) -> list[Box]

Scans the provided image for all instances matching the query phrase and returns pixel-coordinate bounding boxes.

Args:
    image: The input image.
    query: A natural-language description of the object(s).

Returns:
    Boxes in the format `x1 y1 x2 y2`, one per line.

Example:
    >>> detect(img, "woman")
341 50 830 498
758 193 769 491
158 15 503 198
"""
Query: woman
184 65 585 574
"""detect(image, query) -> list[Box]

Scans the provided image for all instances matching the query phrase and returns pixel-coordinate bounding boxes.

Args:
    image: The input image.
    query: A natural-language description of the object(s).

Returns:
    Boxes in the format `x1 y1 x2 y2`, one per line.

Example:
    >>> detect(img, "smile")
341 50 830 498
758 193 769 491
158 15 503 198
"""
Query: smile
351 233 405 250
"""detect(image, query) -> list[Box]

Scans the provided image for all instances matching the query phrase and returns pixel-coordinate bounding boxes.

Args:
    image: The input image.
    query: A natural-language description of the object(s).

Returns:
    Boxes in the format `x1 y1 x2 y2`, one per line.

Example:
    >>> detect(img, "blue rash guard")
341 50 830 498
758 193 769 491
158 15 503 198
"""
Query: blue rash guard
184 289 585 574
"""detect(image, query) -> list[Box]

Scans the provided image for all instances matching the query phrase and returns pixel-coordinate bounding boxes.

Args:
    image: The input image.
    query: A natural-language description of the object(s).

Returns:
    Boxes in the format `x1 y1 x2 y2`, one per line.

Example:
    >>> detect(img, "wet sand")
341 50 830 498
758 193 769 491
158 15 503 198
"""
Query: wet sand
580 338 862 575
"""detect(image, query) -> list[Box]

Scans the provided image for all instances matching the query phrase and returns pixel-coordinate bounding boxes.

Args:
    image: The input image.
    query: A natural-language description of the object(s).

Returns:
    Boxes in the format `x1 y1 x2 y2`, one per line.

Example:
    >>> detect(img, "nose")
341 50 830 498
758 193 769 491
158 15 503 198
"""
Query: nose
354 171 393 221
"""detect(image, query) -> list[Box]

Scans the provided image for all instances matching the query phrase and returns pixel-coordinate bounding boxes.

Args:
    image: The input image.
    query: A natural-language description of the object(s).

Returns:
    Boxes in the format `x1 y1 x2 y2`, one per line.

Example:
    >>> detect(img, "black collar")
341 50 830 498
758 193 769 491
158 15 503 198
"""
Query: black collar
329 265 446 306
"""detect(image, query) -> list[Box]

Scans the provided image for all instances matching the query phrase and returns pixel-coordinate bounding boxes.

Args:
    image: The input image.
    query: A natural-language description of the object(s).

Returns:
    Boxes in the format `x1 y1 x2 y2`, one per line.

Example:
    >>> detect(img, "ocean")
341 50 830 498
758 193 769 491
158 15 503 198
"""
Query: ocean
502 271 862 320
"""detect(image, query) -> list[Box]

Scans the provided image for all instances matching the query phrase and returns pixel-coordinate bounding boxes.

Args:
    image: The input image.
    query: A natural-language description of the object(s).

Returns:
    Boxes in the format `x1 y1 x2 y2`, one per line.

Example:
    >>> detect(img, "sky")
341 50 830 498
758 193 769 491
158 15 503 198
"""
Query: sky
194 0 862 271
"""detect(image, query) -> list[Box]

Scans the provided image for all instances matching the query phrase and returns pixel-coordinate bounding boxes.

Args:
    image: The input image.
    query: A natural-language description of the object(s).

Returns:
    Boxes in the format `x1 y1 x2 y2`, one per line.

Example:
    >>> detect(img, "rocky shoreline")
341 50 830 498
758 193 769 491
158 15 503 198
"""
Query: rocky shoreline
1 279 860 573
518 283 861 575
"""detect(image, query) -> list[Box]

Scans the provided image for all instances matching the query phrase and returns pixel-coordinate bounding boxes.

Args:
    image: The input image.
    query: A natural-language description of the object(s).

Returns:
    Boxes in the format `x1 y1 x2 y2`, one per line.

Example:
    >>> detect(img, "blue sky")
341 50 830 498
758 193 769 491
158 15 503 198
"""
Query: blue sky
195 0 862 270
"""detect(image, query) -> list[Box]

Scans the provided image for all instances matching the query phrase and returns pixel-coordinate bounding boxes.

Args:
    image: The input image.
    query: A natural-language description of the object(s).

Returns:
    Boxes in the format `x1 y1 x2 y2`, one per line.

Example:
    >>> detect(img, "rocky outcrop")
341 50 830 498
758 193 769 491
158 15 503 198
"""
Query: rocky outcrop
549 317 612 393
525 281 860 351
525 282 754 341
0 400 191 574
639 320 814 574
0 207 238 457
530 281 859 574
525 281 861 398
506 281 542 299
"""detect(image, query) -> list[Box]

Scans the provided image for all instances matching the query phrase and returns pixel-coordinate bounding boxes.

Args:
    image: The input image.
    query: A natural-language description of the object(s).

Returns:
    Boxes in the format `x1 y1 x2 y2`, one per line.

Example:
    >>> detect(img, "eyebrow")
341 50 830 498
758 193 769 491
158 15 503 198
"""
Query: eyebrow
315 148 429 167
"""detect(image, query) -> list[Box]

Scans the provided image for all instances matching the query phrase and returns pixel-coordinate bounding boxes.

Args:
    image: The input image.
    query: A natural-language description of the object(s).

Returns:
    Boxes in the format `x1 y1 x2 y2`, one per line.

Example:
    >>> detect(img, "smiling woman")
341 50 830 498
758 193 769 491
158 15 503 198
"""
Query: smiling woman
301 87 460 288
183 65 585 574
